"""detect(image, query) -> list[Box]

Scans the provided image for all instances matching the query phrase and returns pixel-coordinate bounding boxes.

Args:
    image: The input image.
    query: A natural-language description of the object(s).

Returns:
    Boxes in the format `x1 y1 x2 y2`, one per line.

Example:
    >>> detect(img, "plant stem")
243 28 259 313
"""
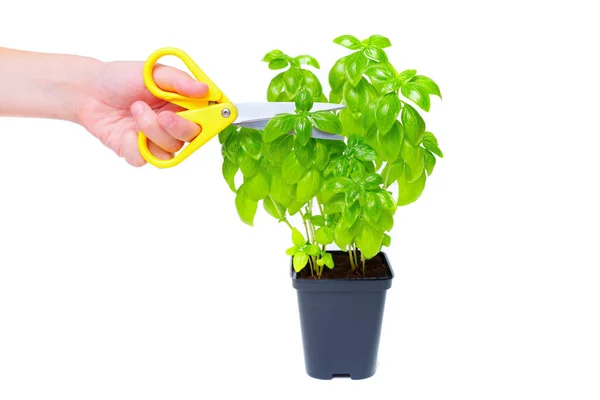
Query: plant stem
268 195 293 231
317 201 325 217
361 251 366 275
299 210 311 243
348 245 356 271
383 162 391 188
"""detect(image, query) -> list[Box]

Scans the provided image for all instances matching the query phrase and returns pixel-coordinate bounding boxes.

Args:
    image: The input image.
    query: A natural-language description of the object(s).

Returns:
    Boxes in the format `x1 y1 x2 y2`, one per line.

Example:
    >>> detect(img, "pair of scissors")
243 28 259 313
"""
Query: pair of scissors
138 47 345 168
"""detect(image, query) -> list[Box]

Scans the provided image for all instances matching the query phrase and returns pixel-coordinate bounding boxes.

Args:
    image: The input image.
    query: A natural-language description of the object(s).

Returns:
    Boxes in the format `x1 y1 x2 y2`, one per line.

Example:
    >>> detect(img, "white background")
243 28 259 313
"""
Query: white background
1 0 599 399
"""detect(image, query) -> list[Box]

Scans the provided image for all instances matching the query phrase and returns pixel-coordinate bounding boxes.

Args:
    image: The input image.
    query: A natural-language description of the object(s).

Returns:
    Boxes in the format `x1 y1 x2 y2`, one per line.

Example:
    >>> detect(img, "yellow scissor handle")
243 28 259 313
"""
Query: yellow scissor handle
138 47 237 168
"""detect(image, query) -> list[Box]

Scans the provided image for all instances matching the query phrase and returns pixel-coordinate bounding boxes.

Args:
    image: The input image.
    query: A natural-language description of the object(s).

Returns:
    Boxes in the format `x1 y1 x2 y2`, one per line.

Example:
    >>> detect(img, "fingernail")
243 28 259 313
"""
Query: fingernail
158 113 175 128
131 102 144 117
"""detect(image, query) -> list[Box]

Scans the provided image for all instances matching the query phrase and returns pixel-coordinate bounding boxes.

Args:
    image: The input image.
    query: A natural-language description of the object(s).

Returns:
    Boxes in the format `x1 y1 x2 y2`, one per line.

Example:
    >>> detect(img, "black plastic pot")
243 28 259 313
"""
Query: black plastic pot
291 251 394 380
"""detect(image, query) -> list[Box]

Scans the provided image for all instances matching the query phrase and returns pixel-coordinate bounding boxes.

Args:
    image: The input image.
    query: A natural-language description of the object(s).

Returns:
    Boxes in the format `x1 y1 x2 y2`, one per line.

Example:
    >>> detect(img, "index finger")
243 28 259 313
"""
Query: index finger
152 64 209 98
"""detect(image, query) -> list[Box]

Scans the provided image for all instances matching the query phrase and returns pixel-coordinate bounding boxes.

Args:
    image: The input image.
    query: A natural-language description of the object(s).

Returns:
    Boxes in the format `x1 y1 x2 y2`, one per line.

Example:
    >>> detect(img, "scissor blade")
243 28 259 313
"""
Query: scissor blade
233 102 345 141
233 102 344 124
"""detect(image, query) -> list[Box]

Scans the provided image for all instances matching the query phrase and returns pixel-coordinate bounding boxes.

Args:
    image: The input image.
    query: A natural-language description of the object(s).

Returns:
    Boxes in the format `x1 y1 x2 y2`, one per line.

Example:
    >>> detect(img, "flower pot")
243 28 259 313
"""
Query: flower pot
291 251 394 380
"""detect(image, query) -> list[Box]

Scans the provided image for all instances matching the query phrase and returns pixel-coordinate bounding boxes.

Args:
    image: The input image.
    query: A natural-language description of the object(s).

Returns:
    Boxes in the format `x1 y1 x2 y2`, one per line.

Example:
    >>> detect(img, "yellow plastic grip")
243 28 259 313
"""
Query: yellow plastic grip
137 47 236 168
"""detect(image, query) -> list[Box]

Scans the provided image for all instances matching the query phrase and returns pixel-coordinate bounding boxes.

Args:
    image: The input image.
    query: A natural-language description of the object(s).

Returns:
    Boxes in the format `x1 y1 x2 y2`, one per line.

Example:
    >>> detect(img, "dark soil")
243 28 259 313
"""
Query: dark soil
297 251 390 280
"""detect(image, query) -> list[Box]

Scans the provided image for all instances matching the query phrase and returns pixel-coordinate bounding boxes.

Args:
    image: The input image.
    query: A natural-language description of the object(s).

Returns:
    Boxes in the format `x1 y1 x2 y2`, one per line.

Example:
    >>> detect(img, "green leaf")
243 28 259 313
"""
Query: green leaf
293 252 309 272
283 67 302 94
294 138 316 168
398 69 417 84
224 133 241 163
362 191 382 224
333 35 363 50
263 196 286 221
294 116 313 146
244 171 270 201
401 140 424 180
304 244 320 256
356 222 384 259
238 152 260 177
294 87 314 113
269 59 288 70
222 158 238 193
363 46 388 62
269 134 294 163
381 77 402 93
411 75 442 98
286 245 299 256
239 128 262 160
295 55 320 69
219 125 236 144
422 131 444 157
310 111 342 134
322 252 334 269
382 233 391 247
345 51 368 86
267 73 285 102
378 209 394 231
361 97 380 130
269 169 293 207
343 78 377 113
323 176 354 192
296 166 322 203
354 143 378 162
423 149 437 175
364 34 391 48
364 64 396 92
264 114 296 143
311 215 325 226
263 49 285 62
334 219 356 249
235 184 258 226
346 185 361 206
315 140 330 171
401 82 431 112
381 161 405 188
323 193 345 214
397 168 427 206
401 103 426 146
282 152 306 185
315 227 334 245
340 108 364 136
328 56 347 91
292 227 306 247
378 121 404 162
301 69 323 97
374 189 396 210
376 92 401 133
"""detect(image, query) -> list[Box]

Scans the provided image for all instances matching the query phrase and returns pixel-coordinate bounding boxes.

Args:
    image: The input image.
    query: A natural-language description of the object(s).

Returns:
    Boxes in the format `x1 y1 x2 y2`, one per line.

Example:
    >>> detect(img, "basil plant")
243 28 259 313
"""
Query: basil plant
219 34 443 278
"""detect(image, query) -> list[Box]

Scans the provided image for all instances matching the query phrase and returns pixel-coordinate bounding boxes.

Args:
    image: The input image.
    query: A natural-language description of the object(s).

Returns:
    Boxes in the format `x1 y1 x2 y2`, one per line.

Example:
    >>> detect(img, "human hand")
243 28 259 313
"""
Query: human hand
76 61 208 166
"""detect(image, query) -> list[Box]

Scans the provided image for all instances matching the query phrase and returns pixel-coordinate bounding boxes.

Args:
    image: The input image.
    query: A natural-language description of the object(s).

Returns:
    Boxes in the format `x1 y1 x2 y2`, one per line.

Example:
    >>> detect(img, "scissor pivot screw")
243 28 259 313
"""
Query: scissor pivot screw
221 108 231 118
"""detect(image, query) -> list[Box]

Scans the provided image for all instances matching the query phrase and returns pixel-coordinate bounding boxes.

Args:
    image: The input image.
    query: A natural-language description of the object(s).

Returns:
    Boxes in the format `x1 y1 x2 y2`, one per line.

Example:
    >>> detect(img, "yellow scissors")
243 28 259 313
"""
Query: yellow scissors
138 47 345 168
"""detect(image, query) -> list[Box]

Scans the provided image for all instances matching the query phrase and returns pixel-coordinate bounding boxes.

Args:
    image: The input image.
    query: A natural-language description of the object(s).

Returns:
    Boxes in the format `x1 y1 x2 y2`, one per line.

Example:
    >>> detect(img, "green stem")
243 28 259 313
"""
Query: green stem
317 201 325 217
348 245 356 271
268 195 293 231
299 210 311 243
383 162 391 188
361 251 366 275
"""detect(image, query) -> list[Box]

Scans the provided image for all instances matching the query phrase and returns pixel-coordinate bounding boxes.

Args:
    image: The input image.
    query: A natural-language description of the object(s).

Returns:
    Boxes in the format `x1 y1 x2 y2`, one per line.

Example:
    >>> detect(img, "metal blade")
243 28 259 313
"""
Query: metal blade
232 102 345 141
233 102 345 124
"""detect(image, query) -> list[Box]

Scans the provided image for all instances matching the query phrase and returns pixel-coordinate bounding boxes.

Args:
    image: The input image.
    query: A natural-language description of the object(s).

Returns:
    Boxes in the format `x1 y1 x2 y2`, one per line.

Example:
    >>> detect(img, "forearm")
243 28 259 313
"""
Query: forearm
0 47 101 122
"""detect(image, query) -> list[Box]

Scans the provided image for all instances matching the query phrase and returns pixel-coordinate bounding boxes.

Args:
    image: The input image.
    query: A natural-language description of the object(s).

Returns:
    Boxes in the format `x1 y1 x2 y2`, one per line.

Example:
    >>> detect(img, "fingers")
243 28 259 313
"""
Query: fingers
131 101 183 153
119 130 173 167
153 64 209 98
157 110 201 142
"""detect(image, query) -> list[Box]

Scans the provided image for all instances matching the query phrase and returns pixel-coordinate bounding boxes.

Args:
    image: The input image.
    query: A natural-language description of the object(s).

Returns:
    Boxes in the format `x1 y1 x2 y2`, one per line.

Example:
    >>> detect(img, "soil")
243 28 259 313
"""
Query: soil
297 251 390 280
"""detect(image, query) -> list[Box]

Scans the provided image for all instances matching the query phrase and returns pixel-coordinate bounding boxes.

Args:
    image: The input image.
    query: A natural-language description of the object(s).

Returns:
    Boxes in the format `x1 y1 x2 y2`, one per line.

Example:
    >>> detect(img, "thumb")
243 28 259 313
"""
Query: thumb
152 64 209 98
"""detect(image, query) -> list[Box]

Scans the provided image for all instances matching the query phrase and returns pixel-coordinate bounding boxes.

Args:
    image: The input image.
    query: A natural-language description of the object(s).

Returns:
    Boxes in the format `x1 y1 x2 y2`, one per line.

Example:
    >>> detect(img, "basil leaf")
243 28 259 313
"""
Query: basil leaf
374 189 396 210
314 140 330 171
382 233 391 247
361 97 380 130
323 176 354 192
269 134 294 163
377 209 394 231
401 82 431 112
244 171 270 201
354 143 378 162
363 46 388 62
293 252 309 272
382 161 405 188
376 92 401 133
315 227 334 245
269 169 293 206
343 78 377 113
238 152 259 177
364 64 396 92
323 193 345 214
346 185 361 206
267 72 285 102
239 128 262 160
263 114 296 143
401 103 426 146
423 149 437 175
400 140 424 181
282 152 306 185
304 244 320 256
283 67 302 94
378 121 404 161
292 227 306 247
364 34 391 49
301 69 323 97
328 56 347 91
269 59 288 70
263 196 286 221
362 191 382 225
294 87 314 113
422 131 444 157
294 138 316 168
263 49 285 62
322 252 334 269
312 215 325 226
411 75 442 98
286 246 299 256
310 111 342 134
345 51 368 86
294 116 312 146
235 184 258 226
356 222 383 259
296 166 322 203
295 55 320 69
397 168 427 206
222 158 238 193
398 69 417 84
333 34 363 50
218 125 236 144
